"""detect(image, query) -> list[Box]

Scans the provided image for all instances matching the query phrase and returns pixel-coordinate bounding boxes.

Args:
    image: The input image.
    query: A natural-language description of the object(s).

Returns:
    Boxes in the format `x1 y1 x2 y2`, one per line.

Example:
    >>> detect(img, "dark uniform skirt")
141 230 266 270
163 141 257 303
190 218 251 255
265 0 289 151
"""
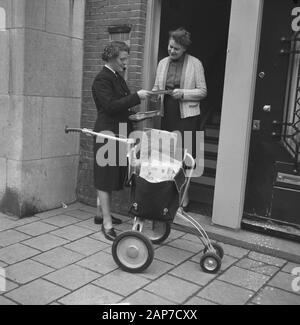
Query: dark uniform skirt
93 136 128 192
161 94 200 159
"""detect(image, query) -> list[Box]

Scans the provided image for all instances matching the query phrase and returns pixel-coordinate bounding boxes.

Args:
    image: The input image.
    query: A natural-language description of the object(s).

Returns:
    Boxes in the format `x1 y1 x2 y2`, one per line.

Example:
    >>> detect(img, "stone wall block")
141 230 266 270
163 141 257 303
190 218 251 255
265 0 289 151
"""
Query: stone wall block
0 95 9 158
46 0 85 39
42 97 81 158
0 158 7 198
24 29 73 97
0 30 9 94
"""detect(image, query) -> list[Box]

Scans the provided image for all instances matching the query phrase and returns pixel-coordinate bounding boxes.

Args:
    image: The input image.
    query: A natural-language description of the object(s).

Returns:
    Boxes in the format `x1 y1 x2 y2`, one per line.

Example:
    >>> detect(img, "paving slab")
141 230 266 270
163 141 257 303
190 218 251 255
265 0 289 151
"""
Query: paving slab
170 260 217 286
122 290 174 305
153 245 194 265
64 209 94 220
191 253 238 271
44 264 100 290
64 237 110 256
34 203 87 219
90 231 120 245
282 262 300 274
0 296 18 305
0 218 19 231
76 251 118 275
58 284 122 305
267 271 300 295
5 260 54 284
75 219 103 232
50 225 95 241
22 234 69 252
248 251 287 267
0 230 31 247
1 278 19 293
167 238 203 253
93 269 150 296
218 243 249 259
251 286 300 305
77 205 97 214
0 243 40 264
15 221 58 236
163 228 186 244
218 266 270 292
0 261 7 268
197 280 254 305
236 258 280 276
10 217 42 227
184 296 217 305
42 214 80 227
143 274 200 304
32 247 85 269
135 259 174 281
4 279 69 305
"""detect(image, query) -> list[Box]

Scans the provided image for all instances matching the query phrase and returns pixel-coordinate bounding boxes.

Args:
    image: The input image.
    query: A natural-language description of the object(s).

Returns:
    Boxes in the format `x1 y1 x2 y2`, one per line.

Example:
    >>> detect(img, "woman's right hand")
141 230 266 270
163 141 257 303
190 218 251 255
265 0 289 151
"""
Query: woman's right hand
137 90 151 100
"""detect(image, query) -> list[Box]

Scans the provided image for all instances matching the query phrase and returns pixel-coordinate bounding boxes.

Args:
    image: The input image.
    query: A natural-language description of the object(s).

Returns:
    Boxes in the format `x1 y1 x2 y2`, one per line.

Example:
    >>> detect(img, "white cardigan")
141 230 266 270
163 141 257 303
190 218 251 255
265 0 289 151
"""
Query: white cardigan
153 54 207 118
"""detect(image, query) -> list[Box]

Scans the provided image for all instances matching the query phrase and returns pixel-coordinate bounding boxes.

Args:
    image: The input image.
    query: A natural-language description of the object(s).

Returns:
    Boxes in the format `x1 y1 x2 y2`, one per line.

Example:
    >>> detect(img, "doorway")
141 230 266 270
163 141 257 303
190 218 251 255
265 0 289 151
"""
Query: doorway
244 0 300 231
157 0 232 212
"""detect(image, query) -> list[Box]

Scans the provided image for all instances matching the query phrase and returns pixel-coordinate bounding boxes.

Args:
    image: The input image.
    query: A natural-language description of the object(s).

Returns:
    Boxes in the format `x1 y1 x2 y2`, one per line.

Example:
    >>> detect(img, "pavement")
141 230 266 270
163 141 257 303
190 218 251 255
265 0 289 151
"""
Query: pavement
0 202 299 305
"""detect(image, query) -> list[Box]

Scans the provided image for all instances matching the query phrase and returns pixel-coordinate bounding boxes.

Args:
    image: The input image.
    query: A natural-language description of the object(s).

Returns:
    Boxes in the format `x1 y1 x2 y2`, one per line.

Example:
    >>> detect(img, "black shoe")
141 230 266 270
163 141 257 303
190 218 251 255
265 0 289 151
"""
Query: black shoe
94 215 122 225
101 224 117 241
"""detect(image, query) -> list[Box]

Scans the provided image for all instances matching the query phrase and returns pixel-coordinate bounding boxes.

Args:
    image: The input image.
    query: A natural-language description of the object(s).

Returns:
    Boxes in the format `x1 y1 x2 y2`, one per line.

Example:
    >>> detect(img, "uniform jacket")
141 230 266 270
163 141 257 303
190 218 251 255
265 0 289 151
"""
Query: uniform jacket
92 66 140 134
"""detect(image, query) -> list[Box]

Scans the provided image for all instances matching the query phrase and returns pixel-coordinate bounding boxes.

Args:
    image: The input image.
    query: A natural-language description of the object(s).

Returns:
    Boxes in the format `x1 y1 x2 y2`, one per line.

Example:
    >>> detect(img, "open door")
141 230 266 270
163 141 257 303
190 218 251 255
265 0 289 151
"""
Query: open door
156 0 231 212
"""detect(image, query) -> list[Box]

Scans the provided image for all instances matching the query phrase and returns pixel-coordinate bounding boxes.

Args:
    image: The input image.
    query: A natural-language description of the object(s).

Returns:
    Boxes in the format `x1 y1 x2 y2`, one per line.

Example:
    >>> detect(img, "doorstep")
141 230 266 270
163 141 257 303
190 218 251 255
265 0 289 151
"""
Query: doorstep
173 212 300 264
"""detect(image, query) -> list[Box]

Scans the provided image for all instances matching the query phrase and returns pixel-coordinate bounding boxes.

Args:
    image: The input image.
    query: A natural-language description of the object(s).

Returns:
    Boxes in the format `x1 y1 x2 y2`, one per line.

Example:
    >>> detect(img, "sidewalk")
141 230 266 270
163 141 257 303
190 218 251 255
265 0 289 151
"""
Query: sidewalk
0 202 299 305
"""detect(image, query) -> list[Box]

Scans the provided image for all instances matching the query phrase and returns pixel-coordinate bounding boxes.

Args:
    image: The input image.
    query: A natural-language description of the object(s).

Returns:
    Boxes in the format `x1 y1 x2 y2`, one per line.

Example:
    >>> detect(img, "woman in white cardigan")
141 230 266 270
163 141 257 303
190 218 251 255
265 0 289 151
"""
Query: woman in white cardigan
153 27 207 211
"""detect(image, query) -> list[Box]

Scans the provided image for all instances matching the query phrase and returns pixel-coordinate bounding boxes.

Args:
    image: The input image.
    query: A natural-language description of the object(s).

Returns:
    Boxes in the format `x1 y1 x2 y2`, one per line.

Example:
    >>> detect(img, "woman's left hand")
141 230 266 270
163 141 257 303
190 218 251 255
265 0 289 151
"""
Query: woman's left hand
172 89 184 100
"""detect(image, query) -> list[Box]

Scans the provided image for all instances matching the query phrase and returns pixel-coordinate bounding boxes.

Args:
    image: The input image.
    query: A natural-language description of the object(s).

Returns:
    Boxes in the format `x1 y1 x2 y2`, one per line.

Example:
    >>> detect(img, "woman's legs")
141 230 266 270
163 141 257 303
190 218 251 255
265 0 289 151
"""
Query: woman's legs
97 190 113 229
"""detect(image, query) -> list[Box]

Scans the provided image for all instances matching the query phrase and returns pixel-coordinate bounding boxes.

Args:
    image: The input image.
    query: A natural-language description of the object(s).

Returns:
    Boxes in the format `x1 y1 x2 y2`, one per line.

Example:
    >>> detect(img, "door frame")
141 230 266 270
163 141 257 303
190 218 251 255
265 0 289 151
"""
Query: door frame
142 0 162 109
143 0 264 229
213 0 264 228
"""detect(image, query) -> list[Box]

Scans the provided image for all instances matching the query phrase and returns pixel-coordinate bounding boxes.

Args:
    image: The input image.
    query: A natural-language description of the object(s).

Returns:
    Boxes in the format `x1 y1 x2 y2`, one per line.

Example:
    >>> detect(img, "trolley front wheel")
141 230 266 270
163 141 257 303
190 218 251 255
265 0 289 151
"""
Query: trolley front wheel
200 252 221 274
112 231 154 273
203 242 224 260
143 221 171 244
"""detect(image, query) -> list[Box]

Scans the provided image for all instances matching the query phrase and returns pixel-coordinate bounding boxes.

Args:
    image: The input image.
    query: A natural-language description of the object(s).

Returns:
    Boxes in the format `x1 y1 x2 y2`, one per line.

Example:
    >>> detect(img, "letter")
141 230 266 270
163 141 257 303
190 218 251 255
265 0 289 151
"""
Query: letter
189 310 197 319
153 310 161 319
161 310 168 319
130 312 136 323
0 268 6 292
291 267 300 293
118 123 129 166
292 7 300 32
96 132 116 167
102 312 108 320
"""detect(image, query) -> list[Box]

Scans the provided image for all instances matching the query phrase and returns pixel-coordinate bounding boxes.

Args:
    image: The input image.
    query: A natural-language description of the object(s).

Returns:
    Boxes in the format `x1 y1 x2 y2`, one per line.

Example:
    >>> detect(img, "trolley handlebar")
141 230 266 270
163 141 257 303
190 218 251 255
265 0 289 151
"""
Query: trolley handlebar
65 126 135 145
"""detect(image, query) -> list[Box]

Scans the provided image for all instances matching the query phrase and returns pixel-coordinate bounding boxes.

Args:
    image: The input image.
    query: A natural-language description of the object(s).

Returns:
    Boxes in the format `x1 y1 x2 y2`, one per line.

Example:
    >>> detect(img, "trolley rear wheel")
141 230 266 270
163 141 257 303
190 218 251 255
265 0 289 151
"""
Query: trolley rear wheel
112 231 154 273
203 242 224 260
200 252 221 274
142 221 171 244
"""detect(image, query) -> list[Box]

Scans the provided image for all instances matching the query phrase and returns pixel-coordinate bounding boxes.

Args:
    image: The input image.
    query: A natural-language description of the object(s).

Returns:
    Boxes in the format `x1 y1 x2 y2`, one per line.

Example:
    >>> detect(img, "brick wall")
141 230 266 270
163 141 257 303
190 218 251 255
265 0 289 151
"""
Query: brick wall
77 0 147 211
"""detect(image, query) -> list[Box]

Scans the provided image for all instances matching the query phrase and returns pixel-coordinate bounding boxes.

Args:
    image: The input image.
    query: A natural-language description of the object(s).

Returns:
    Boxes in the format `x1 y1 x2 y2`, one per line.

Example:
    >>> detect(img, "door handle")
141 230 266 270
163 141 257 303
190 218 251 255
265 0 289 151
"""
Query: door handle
253 120 261 131
263 105 271 112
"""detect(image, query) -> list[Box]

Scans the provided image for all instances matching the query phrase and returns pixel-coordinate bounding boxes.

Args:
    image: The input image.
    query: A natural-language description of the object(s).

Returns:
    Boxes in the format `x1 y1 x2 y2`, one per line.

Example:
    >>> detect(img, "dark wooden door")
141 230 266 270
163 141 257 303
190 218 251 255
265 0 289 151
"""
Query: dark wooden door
244 0 300 225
